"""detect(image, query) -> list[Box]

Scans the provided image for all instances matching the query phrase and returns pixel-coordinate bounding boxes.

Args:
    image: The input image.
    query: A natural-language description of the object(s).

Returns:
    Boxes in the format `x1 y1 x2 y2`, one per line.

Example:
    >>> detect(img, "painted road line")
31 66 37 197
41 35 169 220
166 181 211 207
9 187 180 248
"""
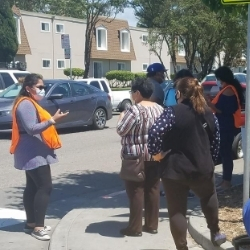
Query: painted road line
0 208 26 228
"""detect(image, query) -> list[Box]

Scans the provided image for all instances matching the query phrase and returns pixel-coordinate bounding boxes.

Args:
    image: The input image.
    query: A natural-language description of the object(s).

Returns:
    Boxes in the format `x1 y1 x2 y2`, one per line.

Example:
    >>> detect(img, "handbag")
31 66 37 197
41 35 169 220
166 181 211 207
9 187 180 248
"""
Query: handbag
119 104 145 182
119 152 145 182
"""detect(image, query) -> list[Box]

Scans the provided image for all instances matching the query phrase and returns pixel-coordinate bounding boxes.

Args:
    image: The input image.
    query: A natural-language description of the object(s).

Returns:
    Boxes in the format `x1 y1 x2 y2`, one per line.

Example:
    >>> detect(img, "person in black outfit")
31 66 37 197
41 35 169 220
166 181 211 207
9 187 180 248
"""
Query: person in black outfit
148 77 226 250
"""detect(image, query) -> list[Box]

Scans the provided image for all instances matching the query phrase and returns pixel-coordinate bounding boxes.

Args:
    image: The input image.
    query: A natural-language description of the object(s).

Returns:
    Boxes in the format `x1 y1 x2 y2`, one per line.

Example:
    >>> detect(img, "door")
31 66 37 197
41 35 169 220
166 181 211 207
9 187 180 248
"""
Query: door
43 82 75 125
93 62 103 78
70 82 97 123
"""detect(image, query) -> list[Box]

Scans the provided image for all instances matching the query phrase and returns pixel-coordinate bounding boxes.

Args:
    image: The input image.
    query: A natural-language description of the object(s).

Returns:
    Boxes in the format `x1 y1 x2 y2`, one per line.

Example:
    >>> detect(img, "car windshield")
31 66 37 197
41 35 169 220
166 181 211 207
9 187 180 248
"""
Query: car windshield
201 75 216 83
0 83 22 99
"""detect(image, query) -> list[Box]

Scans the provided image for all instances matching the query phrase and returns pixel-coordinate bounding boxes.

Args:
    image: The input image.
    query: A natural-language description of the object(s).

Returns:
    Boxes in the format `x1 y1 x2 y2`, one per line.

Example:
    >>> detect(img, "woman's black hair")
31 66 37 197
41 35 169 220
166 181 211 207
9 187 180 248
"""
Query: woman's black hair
173 69 194 82
215 66 244 106
131 77 154 99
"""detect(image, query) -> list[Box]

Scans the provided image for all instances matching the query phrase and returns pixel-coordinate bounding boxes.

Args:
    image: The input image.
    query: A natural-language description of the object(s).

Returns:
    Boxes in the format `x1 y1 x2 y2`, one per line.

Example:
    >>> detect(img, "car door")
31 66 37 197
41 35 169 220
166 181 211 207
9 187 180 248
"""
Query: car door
43 82 75 126
70 82 97 123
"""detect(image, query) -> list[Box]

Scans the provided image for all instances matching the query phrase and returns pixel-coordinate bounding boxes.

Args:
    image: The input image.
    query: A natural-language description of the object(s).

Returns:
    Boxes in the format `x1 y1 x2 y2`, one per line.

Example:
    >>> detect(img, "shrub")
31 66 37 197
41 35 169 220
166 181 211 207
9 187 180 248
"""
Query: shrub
170 73 175 80
106 70 135 87
134 72 147 78
64 68 84 79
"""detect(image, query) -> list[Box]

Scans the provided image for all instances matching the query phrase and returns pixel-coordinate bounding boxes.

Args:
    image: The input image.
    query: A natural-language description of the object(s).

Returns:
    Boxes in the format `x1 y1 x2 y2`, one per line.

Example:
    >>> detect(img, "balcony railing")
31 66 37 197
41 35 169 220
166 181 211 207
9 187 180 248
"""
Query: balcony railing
0 61 27 71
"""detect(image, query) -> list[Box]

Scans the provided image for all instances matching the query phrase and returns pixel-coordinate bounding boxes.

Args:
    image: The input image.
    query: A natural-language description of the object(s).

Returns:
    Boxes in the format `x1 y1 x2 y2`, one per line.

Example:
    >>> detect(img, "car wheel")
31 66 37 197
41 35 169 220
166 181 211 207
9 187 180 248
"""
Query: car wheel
119 100 132 112
232 133 243 159
92 108 106 130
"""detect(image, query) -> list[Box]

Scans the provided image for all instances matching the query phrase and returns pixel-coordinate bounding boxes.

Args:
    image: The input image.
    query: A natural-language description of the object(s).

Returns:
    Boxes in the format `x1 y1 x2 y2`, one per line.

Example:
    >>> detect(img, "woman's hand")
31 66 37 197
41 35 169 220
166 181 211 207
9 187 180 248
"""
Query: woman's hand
52 109 69 122
153 150 171 161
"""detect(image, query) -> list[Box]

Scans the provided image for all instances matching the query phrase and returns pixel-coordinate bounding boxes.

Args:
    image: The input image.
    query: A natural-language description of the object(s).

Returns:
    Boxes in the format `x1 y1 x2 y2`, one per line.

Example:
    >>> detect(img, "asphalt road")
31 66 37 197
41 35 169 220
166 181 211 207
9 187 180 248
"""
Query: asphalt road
0 114 123 210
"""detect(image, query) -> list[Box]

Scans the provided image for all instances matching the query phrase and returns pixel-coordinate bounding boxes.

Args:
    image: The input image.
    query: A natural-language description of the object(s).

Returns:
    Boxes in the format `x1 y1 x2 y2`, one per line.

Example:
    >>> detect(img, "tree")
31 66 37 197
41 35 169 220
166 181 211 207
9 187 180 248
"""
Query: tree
7 0 49 12
0 0 18 62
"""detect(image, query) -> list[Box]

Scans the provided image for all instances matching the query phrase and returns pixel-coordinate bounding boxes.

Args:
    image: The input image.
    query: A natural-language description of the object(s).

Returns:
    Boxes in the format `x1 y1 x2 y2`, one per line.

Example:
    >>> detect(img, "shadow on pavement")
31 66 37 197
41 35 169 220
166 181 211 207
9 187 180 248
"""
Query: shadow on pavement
85 221 127 238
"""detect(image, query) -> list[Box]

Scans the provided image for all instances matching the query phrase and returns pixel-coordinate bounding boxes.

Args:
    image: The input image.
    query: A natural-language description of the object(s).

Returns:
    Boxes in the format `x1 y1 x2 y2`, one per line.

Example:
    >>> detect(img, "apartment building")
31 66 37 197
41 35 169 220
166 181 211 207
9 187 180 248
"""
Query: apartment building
12 7 171 79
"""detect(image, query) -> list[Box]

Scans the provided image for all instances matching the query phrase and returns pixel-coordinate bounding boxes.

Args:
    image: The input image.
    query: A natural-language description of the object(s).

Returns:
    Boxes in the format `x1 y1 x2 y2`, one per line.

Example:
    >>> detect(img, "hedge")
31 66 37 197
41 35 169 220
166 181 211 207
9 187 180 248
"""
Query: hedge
64 68 85 79
106 70 147 87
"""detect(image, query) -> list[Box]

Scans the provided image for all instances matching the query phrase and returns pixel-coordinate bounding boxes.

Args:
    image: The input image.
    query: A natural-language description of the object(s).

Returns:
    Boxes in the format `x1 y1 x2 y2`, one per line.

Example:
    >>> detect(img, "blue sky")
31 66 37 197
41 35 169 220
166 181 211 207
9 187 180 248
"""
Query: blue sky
116 8 138 27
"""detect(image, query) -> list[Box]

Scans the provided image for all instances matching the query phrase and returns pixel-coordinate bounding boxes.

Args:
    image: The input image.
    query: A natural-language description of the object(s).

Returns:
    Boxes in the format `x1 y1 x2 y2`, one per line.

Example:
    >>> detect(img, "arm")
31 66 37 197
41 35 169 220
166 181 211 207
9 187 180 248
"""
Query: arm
16 100 54 136
214 95 238 115
116 106 136 136
210 115 220 163
148 107 175 155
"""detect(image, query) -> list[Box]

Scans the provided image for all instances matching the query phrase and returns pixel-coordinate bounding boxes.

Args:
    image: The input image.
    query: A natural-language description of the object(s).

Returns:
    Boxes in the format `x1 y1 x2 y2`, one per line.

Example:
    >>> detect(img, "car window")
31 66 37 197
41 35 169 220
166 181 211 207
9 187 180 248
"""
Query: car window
50 83 71 98
100 81 109 93
206 75 216 81
13 73 30 81
90 81 101 89
235 74 246 83
0 75 4 89
71 82 90 97
0 83 22 98
202 85 214 95
0 73 15 88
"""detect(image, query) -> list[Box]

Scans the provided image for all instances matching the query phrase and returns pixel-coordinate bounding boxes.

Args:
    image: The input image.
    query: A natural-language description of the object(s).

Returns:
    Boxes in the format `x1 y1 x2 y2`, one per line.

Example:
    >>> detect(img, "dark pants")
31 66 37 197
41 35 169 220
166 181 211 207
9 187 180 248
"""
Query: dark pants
124 162 160 233
220 130 234 182
23 165 53 227
162 173 219 250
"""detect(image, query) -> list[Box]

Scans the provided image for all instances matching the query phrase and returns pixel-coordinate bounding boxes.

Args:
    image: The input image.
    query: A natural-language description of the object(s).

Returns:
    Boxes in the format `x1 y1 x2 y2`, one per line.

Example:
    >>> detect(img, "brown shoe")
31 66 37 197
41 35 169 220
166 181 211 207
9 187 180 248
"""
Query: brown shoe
142 225 158 234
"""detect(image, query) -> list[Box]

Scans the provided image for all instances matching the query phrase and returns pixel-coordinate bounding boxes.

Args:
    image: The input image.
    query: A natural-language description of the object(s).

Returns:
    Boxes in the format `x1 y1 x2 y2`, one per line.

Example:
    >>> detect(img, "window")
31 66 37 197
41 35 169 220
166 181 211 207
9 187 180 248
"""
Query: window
56 24 64 33
100 80 109 93
142 34 148 43
42 59 51 68
120 30 130 52
142 63 148 72
96 27 107 50
93 62 103 78
178 38 185 56
90 81 101 89
14 15 21 44
57 60 65 69
176 65 181 71
118 63 125 71
0 73 15 88
50 83 70 98
41 22 50 32
71 82 90 97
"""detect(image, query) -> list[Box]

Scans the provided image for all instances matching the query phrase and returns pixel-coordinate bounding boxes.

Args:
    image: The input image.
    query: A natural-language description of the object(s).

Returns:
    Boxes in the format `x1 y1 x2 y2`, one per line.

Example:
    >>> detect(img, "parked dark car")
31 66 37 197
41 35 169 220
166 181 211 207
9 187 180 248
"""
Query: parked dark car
202 80 246 159
0 79 113 132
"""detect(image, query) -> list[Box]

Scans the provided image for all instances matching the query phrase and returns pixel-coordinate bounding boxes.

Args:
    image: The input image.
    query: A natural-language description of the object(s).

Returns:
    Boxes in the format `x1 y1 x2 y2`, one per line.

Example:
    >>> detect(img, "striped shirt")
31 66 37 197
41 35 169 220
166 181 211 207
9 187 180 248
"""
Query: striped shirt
117 103 164 161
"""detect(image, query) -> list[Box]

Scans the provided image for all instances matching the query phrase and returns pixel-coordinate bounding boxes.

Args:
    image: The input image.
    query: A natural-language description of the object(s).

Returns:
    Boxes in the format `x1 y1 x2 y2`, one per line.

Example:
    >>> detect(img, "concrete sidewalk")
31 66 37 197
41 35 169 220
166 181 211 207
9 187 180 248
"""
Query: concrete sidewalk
48 160 244 250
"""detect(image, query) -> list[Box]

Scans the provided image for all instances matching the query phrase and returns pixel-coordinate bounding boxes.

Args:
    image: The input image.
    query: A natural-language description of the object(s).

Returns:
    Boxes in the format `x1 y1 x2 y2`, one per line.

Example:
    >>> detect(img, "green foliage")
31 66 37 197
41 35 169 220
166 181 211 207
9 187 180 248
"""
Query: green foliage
170 73 175 80
0 0 18 62
64 68 85 79
134 72 147 78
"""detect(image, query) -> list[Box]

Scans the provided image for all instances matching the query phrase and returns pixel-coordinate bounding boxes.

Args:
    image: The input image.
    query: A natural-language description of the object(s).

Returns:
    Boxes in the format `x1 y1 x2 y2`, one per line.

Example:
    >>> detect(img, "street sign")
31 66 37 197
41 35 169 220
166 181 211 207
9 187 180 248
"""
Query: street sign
61 34 70 49
221 0 250 4
64 48 71 59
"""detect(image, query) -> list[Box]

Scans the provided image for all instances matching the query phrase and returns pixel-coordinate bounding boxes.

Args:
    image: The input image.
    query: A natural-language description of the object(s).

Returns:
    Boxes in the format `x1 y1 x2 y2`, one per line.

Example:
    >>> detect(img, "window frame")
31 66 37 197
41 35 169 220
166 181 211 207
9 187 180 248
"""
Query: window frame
57 59 66 69
142 34 148 43
96 26 107 51
42 59 51 69
41 21 50 32
117 62 125 71
14 15 21 44
142 63 148 72
120 29 130 52
55 23 64 34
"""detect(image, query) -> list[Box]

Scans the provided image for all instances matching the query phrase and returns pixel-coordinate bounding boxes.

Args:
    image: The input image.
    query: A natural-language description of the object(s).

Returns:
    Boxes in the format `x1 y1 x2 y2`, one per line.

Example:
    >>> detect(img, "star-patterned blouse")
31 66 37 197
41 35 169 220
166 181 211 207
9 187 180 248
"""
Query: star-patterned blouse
148 106 220 163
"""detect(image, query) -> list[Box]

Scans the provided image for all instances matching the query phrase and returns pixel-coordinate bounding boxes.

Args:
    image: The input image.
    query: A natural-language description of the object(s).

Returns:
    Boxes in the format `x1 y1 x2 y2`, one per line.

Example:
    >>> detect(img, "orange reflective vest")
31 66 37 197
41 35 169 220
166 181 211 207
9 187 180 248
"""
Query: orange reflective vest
211 85 242 128
10 97 62 154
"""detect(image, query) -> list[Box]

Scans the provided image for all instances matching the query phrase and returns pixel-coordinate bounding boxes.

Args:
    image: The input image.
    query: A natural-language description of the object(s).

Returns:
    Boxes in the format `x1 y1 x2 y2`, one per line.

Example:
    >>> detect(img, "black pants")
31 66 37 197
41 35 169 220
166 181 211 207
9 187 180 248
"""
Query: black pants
124 162 160 233
23 165 52 227
162 173 219 250
220 130 234 181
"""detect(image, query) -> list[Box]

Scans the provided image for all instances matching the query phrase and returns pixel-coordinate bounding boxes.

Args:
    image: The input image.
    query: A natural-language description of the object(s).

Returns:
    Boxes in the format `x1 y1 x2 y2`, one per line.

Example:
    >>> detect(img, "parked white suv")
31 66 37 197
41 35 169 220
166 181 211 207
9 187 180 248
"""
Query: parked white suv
75 78 131 112
0 70 30 91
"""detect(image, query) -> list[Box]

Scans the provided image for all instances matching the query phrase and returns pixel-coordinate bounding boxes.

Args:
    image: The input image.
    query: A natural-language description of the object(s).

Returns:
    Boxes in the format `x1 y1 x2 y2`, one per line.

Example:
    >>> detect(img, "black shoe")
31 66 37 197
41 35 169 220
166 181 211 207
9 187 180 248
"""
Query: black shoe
188 191 195 199
142 225 158 234
211 232 226 246
120 228 142 237
160 191 165 197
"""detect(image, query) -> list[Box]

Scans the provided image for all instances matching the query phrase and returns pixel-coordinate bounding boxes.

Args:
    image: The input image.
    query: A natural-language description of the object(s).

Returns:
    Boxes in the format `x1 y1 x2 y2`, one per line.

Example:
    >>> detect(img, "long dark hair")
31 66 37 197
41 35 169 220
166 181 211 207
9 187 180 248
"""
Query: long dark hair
13 73 43 109
215 66 244 106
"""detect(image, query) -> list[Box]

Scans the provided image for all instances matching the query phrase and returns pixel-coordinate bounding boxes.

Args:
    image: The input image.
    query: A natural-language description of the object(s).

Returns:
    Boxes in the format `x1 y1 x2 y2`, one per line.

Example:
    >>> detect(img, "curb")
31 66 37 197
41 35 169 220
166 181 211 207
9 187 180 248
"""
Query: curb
188 215 234 250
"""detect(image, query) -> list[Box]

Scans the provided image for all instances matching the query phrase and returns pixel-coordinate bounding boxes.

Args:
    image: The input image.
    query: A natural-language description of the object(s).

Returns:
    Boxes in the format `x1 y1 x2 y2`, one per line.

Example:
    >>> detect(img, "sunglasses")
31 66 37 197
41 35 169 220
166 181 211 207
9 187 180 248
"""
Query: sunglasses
35 85 46 90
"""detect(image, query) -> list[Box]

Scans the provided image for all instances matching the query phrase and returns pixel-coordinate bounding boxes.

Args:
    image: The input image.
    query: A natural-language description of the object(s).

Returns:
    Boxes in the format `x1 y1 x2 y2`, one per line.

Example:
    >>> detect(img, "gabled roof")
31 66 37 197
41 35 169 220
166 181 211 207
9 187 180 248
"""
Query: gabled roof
91 17 136 61
12 5 31 55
